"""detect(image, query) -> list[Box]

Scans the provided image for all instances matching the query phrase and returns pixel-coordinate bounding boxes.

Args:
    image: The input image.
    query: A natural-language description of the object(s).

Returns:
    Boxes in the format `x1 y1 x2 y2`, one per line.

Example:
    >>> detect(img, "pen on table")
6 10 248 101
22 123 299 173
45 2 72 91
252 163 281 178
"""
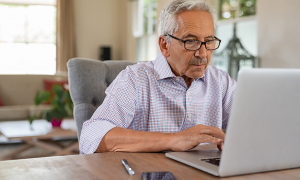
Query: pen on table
122 159 135 176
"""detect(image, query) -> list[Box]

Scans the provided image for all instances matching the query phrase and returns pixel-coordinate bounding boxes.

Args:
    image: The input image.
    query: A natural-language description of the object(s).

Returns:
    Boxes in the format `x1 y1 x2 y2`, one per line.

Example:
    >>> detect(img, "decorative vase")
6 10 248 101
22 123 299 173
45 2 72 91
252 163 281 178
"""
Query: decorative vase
51 118 63 127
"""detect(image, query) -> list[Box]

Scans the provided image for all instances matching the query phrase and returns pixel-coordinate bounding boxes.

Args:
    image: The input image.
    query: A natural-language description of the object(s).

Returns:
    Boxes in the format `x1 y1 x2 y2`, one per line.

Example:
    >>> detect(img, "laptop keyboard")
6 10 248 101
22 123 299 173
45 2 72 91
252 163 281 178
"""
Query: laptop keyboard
201 158 220 166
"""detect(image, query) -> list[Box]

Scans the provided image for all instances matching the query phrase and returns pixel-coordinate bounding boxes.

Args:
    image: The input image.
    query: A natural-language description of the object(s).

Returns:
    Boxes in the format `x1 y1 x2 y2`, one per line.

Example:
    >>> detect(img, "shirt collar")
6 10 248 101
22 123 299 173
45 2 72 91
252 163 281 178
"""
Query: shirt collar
196 69 207 83
153 53 208 82
154 53 176 80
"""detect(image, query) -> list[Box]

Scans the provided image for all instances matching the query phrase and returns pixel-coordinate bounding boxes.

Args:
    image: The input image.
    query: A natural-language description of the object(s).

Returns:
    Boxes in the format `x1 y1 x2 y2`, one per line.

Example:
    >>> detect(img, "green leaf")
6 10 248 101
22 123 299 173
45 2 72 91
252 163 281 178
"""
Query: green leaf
34 91 41 105
29 115 36 124
34 90 51 105
36 84 74 121
44 110 54 122
53 85 64 98
41 91 51 102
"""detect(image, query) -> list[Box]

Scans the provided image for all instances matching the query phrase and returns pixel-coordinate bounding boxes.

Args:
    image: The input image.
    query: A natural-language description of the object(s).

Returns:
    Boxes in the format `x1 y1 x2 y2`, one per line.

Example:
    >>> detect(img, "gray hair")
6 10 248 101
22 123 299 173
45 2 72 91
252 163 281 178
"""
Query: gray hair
158 0 217 44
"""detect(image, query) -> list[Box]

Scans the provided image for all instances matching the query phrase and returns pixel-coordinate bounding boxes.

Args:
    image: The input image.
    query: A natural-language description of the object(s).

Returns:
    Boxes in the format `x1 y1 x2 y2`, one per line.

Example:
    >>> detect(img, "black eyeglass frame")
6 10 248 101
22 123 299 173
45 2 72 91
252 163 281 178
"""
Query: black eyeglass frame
165 34 221 51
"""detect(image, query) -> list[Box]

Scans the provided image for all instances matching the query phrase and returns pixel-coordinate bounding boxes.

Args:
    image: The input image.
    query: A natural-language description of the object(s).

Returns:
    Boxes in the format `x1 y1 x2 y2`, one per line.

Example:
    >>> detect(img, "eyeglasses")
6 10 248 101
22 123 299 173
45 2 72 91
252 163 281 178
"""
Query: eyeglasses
165 34 221 51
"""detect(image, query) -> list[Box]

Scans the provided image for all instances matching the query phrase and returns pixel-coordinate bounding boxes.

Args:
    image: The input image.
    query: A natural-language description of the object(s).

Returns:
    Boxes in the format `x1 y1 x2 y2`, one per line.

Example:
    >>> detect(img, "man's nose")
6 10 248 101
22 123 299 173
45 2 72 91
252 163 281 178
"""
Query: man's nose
194 44 207 59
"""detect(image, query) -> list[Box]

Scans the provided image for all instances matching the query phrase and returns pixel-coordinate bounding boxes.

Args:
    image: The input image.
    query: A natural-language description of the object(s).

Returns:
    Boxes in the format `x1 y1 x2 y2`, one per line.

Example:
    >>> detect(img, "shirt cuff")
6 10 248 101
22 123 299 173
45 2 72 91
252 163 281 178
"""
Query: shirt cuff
79 120 116 154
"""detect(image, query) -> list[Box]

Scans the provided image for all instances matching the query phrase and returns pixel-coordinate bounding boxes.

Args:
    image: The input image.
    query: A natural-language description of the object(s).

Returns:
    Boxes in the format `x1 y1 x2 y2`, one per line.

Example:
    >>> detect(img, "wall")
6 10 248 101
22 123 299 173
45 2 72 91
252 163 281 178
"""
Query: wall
122 1 137 62
74 0 124 61
73 0 300 67
257 0 300 68
73 0 217 62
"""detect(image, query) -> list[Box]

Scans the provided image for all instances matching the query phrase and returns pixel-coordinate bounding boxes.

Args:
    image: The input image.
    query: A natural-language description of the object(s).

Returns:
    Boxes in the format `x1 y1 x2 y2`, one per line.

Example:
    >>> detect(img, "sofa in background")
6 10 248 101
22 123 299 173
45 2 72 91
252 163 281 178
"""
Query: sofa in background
0 74 68 121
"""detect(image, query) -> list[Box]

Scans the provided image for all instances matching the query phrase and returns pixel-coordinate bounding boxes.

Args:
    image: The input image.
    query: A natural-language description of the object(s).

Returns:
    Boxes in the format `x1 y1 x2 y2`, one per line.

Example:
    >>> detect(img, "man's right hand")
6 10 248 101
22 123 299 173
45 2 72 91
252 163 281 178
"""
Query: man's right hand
168 124 225 152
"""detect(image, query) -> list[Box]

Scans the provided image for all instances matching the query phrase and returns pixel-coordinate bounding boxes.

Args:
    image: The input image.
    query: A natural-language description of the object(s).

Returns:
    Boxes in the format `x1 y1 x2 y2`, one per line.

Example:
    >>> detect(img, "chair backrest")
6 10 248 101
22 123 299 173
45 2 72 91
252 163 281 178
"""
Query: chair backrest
67 58 134 140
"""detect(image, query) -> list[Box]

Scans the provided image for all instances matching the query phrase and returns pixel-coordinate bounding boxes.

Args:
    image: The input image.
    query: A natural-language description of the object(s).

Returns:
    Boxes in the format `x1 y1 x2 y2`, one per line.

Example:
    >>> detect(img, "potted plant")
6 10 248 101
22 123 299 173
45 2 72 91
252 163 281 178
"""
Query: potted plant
30 85 73 127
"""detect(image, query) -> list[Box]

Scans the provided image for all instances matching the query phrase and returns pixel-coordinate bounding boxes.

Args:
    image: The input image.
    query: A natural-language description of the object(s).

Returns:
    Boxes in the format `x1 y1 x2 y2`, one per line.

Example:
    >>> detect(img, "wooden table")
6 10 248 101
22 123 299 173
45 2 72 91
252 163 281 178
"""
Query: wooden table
0 145 299 180
0 119 78 160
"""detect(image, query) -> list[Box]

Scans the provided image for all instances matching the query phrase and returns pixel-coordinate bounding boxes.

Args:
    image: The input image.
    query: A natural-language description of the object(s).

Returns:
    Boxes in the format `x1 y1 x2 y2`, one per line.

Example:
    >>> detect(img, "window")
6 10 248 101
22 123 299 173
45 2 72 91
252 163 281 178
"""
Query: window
0 1 56 74
213 0 257 73
218 0 256 20
132 0 158 62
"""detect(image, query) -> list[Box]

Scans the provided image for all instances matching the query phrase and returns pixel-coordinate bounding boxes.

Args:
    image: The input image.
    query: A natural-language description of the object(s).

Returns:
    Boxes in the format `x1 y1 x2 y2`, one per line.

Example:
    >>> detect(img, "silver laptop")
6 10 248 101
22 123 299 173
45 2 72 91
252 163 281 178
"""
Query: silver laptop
166 68 300 177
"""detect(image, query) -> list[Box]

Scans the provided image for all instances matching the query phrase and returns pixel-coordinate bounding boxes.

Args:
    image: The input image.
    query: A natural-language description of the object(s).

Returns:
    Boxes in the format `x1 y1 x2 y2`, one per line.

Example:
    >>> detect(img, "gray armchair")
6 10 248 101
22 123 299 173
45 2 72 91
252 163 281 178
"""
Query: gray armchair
67 58 134 141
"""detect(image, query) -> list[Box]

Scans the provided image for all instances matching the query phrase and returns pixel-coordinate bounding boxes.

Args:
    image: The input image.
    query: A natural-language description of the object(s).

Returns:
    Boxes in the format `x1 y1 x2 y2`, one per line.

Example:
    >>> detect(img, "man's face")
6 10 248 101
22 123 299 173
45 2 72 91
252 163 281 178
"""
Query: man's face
165 11 215 79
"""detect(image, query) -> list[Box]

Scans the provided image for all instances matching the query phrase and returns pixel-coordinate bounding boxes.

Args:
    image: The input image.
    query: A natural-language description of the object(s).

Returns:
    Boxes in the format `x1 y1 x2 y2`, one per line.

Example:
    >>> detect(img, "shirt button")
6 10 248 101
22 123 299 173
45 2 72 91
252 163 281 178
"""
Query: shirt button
188 114 192 117
176 78 180 81
187 92 190 95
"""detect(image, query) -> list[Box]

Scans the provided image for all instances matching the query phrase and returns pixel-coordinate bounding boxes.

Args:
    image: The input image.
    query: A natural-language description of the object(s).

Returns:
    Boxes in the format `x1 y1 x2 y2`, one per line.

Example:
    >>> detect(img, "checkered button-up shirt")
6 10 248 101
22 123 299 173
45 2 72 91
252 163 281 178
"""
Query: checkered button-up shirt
80 53 236 154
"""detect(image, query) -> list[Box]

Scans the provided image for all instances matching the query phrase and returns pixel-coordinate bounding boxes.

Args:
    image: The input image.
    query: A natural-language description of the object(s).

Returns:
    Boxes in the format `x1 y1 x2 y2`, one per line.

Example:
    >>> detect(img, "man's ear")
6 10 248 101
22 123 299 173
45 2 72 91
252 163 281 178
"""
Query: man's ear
158 35 170 57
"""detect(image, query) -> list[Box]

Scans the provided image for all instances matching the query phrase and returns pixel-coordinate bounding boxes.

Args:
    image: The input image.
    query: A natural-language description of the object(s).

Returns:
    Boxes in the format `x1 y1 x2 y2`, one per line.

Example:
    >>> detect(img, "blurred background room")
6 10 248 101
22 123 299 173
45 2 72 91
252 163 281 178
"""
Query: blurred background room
0 0 299 160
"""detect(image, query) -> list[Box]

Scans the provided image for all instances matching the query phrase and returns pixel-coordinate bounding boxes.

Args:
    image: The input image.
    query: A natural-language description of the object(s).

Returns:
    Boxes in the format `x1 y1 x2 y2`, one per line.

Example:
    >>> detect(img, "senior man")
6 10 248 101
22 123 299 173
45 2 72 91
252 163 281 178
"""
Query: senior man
80 0 236 154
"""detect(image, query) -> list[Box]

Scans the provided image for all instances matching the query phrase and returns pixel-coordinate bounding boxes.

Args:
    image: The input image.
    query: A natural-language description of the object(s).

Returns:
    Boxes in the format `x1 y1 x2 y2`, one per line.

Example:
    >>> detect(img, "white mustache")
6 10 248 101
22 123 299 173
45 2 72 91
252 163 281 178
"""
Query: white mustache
189 58 207 65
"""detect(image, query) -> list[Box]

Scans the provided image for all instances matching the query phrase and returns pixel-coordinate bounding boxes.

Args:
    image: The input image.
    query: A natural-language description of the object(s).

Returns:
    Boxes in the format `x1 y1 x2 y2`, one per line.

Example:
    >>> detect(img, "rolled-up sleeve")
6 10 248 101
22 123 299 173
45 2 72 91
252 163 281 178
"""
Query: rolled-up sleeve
79 66 138 154
79 120 116 154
